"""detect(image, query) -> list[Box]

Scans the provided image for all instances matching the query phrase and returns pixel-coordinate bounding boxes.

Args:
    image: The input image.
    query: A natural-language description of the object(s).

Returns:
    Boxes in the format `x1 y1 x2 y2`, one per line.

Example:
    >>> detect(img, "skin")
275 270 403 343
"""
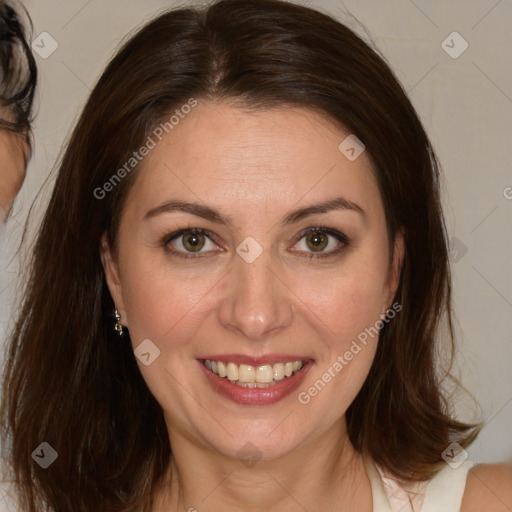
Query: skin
461 464 512 511
0 114 28 221
101 102 511 511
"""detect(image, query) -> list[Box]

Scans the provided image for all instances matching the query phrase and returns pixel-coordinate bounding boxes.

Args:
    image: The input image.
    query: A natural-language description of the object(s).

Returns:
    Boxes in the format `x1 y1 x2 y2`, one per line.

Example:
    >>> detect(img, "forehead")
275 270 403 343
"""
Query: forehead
124 102 381 220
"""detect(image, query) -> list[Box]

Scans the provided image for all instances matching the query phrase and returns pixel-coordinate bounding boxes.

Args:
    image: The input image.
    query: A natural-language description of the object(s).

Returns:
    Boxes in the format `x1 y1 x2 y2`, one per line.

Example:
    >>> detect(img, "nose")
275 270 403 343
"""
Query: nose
217 247 294 341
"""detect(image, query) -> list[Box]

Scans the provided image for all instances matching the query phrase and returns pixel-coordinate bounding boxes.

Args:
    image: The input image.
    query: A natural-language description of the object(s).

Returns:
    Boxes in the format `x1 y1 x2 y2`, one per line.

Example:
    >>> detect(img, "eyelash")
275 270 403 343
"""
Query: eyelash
161 226 350 261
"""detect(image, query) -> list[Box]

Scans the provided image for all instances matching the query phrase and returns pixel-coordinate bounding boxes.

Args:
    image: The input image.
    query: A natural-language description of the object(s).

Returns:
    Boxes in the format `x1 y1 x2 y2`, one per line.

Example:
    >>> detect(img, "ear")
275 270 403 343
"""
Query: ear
384 229 405 310
100 232 129 328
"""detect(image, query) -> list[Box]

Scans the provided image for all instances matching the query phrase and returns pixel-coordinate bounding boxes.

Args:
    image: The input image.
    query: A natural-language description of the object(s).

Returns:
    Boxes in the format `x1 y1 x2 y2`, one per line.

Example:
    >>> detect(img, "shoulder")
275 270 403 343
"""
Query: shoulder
460 462 512 512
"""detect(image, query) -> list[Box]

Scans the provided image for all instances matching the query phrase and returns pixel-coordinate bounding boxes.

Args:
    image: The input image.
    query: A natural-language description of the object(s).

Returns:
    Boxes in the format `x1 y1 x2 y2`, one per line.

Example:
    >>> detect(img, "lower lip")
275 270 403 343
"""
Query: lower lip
198 359 314 405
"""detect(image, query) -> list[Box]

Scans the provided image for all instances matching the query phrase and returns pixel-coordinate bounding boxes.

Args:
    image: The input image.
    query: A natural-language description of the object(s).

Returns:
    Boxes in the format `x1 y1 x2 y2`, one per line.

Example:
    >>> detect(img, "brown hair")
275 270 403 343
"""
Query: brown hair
1 0 480 510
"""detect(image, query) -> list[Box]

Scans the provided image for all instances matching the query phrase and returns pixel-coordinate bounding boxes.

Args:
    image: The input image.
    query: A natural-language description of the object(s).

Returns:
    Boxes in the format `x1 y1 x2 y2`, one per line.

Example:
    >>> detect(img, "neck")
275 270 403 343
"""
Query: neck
153 418 372 512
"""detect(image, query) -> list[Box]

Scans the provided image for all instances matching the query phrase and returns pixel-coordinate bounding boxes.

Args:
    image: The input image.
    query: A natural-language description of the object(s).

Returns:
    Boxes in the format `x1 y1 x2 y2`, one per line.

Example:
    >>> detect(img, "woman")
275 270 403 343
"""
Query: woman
1 0 511 510
0 0 37 223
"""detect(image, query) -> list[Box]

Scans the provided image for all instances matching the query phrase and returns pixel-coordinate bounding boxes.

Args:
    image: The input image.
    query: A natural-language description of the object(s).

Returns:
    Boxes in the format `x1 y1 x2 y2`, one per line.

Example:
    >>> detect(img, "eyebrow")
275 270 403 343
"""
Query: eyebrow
143 197 366 226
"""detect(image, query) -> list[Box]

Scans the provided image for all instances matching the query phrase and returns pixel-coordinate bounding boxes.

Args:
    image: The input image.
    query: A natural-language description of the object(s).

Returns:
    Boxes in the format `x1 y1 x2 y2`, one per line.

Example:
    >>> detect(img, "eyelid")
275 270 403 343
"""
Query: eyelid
292 226 349 246
163 227 219 246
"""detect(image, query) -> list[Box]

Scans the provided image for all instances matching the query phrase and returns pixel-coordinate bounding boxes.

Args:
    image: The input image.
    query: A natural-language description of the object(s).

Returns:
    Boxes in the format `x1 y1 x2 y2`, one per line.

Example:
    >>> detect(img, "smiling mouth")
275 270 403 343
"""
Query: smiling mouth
202 359 309 388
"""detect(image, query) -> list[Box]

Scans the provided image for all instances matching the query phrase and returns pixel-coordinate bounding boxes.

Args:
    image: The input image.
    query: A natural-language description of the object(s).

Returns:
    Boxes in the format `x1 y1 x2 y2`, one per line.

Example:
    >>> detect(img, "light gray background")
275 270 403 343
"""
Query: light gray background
1 0 511 470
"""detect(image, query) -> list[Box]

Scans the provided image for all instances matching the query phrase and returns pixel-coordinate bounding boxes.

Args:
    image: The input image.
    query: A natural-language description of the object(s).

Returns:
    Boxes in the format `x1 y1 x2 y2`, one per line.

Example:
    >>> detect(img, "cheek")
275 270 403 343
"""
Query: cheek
119 252 218 345
118 257 212 412
0 146 25 210
120 235 390 346
297 252 389 344
293 265 386 418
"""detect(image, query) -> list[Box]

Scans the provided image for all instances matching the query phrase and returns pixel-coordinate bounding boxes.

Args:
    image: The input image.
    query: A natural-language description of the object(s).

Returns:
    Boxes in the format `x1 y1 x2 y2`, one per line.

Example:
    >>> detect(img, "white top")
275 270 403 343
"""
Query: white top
365 457 478 511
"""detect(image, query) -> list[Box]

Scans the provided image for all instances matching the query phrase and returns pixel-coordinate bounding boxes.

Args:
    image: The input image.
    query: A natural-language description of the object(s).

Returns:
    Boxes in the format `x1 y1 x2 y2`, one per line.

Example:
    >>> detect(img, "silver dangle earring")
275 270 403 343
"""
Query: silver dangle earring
113 309 124 336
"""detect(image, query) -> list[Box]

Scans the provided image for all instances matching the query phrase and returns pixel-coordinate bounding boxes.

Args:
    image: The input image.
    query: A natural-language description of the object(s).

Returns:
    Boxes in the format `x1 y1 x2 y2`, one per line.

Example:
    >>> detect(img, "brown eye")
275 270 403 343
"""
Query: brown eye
305 231 329 252
292 227 349 259
182 232 206 252
166 228 219 256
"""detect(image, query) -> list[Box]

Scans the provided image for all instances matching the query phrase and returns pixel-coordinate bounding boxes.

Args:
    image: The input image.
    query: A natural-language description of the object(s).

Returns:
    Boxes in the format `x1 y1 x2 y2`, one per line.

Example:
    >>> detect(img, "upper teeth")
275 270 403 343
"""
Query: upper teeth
204 359 305 384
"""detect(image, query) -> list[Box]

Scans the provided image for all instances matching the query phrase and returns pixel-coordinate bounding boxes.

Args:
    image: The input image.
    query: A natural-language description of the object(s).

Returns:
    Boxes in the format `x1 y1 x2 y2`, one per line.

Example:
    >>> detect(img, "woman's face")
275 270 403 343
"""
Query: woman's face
102 101 403 461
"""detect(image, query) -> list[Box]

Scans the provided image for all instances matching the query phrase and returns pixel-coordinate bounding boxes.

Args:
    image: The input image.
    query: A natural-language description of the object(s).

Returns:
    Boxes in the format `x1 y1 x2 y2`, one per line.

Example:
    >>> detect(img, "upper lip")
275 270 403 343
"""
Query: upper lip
200 354 313 366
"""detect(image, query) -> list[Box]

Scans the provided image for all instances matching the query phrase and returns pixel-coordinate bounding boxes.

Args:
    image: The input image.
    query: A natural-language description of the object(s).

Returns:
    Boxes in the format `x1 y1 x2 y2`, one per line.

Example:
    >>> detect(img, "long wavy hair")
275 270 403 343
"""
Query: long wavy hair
1 0 480 510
